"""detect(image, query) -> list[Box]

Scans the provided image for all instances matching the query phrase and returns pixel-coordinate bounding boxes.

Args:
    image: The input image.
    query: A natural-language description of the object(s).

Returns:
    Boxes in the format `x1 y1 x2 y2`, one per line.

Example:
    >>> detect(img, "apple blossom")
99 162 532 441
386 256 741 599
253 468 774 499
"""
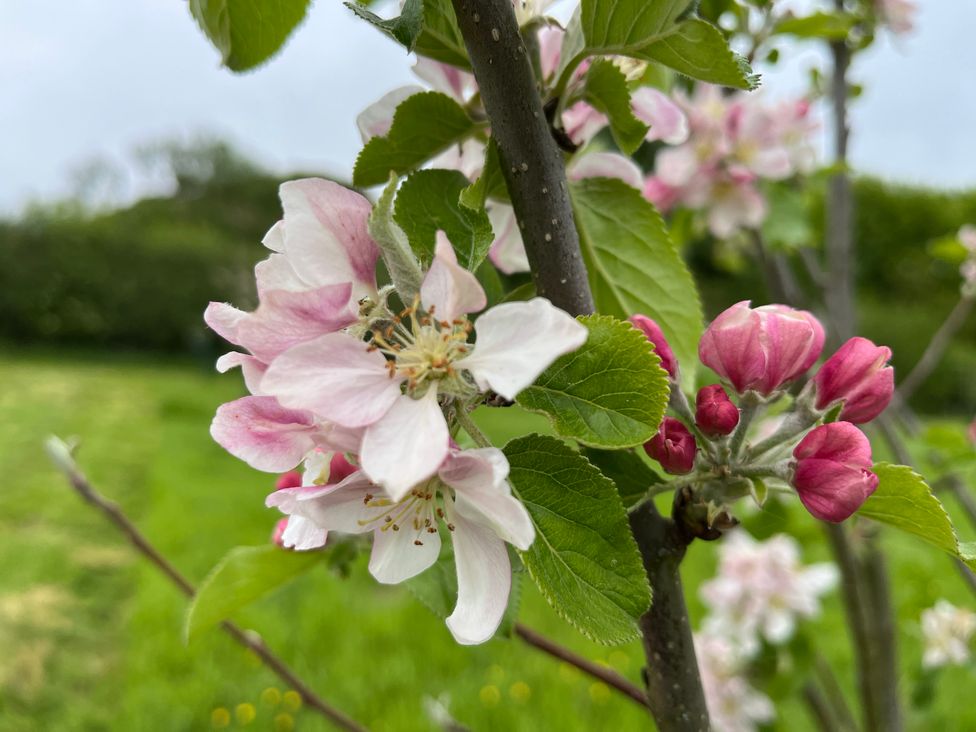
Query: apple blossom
876 0 917 35
920 599 976 669
261 233 587 498
267 445 534 645
645 417 698 474
695 629 775 732
791 422 879 523
698 301 825 396
812 337 894 424
695 384 739 437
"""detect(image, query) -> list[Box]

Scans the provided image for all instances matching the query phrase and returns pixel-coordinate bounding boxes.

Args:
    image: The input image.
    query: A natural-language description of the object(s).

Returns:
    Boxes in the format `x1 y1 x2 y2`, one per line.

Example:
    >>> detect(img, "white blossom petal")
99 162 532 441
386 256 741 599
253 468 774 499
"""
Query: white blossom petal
369 521 442 584
487 204 530 275
280 516 328 551
568 151 643 189
420 232 487 322
360 389 450 501
356 85 424 143
456 298 588 400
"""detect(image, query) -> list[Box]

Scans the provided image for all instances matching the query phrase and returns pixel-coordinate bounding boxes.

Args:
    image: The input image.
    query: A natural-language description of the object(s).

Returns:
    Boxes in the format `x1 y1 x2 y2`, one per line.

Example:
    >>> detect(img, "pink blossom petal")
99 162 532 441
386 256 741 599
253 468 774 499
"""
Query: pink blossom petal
215 352 268 395
568 151 643 189
421 232 487 322
487 204 530 275
631 87 689 145
356 85 424 143
204 301 247 344
360 389 450 501
441 448 534 550
445 501 512 645
456 298 588 400
369 520 442 584
262 221 285 252
261 332 403 428
278 178 380 300
562 101 608 146
255 252 306 293
267 474 375 533
211 396 319 472
412 57 475 102
537 25 564 81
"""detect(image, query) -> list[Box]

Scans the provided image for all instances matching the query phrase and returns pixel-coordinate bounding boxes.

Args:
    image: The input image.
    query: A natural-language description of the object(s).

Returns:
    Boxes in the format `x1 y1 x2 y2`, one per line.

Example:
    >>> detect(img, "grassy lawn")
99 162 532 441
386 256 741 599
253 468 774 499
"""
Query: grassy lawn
0 348 974 730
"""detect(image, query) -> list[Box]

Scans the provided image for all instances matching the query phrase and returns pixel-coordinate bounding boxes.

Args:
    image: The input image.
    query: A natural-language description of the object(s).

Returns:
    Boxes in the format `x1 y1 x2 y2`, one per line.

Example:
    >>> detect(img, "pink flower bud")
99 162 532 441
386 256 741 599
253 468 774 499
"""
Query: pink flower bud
328 453 358 484
275 471 302 490
629 314 678 379
792 422 879 523
812 337 894 424
645 417 697 474
695 384 740 437
272 518 289 546
699 301 825 395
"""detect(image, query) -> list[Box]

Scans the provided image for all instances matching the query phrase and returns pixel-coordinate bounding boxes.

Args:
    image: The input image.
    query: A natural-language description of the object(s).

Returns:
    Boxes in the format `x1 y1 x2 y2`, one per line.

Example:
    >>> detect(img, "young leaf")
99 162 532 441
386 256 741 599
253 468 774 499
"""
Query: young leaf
582 60 649 155
517 315 669 449
459 138 508 210
353 92 476 187
504 434 651 644
346 0 424 49
583 447 664 507
368 174 423 301
184 545 321 642
347 0 468 68
571 177 703 390
859 463 976 571
188 0 311 71
573 0 758 90
393 169 494 270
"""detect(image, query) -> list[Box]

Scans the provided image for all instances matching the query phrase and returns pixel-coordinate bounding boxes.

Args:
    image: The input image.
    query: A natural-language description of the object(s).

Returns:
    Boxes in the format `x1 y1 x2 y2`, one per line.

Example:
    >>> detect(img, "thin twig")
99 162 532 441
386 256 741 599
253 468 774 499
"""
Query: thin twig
802 682 837 732
814 652 859 732
897 295 975 402
514 623 650 710
45 437 367 732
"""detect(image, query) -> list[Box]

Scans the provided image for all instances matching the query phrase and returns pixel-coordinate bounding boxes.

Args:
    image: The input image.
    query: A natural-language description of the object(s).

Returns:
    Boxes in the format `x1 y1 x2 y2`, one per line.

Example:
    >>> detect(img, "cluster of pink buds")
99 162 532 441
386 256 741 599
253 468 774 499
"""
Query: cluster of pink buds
632 301 894 525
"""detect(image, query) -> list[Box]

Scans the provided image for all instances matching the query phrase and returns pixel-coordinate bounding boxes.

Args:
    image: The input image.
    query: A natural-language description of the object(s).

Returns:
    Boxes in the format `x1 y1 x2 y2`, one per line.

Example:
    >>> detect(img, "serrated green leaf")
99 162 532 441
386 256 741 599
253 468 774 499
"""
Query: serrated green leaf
184 545 321 642
188 0 311 71
570 177 703 391
569 0 757 90
517 315 668 448
346 0 423 49
582 60 649 155
460 138 508 210
775 11 856 40
368 174 423 301
394 169 494 270
584 447 664 507
504 434 651 644
859 463 976 570
353 92 476 187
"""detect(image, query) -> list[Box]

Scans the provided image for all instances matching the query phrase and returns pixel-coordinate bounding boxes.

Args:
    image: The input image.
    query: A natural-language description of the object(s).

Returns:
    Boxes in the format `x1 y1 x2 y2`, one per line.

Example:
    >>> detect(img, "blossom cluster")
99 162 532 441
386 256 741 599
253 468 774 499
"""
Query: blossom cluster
920 599 976 669
635 301 894 523
643 85 818 238
205 179 587 644
696 530 837 731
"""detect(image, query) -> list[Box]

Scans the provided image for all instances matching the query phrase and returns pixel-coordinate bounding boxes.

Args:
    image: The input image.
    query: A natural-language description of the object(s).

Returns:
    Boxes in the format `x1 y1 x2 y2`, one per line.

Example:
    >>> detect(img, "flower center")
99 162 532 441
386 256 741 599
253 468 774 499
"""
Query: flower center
358 481 455 547
368 301 475 396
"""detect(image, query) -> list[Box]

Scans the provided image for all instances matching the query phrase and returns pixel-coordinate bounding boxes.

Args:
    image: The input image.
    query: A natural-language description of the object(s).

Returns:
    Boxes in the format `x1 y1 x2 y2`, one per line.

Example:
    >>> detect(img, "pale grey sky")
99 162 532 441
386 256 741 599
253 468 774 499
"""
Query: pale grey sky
1 1 974 215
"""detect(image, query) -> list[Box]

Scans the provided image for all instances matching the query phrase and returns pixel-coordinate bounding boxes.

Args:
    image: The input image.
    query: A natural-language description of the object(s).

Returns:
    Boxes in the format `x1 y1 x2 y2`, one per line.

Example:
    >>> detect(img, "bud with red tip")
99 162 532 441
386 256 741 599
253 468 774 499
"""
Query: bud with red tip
698 301 825 395
275 470 302 490
327 453 358 484
630 314 678 380
645 417 698 474
791 422 879 523
812 337 894 424
695 384 740 437
272 518 289 546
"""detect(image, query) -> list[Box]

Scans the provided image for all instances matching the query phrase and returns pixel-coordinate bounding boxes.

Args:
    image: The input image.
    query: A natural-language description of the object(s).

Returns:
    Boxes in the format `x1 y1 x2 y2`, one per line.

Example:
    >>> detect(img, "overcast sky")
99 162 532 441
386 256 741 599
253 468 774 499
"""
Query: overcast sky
2 1 974 215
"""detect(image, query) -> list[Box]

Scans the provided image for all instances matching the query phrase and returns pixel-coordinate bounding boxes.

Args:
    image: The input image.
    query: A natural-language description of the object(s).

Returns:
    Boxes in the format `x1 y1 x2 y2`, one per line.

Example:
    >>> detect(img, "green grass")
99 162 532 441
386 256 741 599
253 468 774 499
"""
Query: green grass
0 348 974 731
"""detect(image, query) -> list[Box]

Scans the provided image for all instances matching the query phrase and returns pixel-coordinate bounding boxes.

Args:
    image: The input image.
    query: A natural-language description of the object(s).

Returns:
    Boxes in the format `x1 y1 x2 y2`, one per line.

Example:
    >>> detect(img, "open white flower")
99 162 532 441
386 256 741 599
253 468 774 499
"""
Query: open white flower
267 445 534 645
921 599 976 669
261 233 587 499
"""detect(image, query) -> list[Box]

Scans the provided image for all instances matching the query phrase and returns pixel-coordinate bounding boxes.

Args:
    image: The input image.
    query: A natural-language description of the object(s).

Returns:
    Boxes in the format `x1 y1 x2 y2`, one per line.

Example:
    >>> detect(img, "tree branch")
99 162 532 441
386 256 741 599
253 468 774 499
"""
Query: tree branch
514 623 650 710
450 0 594 316
897 294 975 402
45 438 366 732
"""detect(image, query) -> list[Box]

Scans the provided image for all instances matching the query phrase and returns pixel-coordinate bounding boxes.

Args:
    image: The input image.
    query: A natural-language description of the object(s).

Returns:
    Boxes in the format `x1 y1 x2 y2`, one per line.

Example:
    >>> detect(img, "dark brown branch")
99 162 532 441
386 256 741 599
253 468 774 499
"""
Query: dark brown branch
450 0 594 316
629 501 710 731
897 295 975 402
45 439 367 732
514 623 650 710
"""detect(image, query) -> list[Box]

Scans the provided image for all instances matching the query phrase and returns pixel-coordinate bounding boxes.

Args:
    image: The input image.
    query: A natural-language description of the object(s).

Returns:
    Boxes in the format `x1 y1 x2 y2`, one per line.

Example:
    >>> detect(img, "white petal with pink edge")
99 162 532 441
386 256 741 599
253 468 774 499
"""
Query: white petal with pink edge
356 85 424 143
568 151 644 189
487 204 530 275
360 389 450 501
210 396 319 472
456 298 588 400
215 352 268 395
266 473 375 534
631 87 690 145
261 332 403 428
420 232 487 322
280 516 328 551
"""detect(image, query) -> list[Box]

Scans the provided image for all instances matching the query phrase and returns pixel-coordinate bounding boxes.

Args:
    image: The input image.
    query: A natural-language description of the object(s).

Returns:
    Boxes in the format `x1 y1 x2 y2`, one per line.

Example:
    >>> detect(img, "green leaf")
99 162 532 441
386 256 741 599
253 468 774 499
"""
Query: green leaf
185 545 321 642
415 0 470 68
393 169 494 270
859 463 976 571
517 315 669 449
353 92 476 187
570 0 758 90
368 174 424 301
761 184 813 251
583 447 664 507
504 434 651 644
346 0 423 49
775 12 856 40
459 138 508 210
570 177 703 391
188 0 311 71
582 60 649 155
